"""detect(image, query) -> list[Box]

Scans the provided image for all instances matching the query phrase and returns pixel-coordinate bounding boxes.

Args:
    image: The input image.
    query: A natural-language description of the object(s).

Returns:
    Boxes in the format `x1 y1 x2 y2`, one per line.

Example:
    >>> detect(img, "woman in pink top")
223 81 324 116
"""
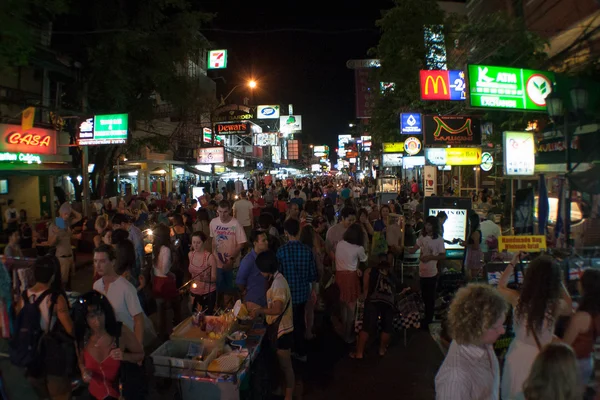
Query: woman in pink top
188 231 217 314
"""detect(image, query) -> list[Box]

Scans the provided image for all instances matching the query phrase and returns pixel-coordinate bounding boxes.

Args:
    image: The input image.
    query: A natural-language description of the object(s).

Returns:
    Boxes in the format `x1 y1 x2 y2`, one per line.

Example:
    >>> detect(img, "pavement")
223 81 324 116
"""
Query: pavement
2 252 446 400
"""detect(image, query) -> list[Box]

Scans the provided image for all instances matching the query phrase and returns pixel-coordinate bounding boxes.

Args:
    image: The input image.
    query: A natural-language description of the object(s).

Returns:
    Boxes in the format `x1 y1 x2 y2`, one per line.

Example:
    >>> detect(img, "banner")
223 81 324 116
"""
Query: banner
498 236 547 252
424 165 437 196
21 107 35 131
420 70 466 101
424 115 481 146
514 188 535 234
355 68 374 118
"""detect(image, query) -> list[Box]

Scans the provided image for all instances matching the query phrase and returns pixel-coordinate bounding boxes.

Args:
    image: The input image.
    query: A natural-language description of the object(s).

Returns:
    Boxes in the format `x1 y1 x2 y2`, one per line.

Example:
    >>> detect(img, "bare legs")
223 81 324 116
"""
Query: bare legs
276 349 295 400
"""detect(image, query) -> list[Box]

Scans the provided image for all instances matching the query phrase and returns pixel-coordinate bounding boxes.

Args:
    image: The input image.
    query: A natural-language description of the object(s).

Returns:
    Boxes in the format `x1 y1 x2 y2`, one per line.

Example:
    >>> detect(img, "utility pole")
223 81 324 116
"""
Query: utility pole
81 82 90 217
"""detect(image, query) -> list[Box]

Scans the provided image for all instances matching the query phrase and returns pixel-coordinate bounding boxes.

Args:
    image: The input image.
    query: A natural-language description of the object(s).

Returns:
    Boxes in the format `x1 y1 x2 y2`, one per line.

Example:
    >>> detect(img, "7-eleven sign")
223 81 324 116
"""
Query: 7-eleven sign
208 50 228 69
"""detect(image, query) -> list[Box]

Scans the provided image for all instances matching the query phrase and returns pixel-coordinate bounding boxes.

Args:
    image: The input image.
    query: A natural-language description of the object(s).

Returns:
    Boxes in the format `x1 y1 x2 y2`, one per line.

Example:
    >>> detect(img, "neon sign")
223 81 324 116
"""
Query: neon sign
420 70 466 101
0 124 57 155
0 152 42 164
424 115 482 145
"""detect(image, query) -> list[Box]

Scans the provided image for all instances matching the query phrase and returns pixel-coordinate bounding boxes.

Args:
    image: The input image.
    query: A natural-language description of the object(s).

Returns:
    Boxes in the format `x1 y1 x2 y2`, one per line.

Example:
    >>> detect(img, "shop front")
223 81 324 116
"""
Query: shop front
0 124 73 229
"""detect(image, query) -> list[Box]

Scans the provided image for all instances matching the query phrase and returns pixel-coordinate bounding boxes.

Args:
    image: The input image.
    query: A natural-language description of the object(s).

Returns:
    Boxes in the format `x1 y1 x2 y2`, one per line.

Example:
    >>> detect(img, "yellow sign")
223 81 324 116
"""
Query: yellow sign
383 142 404 153
498 235 547 252
425 75 448 95
21 106 35 131
446 147 482 165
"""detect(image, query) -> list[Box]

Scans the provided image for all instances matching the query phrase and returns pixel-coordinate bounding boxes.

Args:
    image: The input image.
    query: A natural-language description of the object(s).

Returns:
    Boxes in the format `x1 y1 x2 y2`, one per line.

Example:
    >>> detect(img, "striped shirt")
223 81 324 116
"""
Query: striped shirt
435 341 500 400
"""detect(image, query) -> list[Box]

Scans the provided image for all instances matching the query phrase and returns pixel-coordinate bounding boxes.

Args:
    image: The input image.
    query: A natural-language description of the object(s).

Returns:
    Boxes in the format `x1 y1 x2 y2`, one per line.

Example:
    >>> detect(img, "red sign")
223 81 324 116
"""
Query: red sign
355 69 374 118
420 70 450 100
0 124 57 155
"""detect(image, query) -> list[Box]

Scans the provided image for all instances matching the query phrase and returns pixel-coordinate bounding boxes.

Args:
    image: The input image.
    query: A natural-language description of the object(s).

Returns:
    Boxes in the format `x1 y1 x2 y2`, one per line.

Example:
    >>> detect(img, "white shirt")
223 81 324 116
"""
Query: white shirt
233 199 253 227
234 180 244 194
210 217 247 268
417 235 446 278
480 220 502 252
335 240 368 272
93 276 143 332
435 341 500 400
153 245 171 277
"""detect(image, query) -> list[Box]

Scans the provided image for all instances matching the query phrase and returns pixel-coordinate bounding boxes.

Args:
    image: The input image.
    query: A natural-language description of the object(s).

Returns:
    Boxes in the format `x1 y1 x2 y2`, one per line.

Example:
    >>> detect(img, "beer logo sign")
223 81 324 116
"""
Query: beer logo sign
404 137 422 156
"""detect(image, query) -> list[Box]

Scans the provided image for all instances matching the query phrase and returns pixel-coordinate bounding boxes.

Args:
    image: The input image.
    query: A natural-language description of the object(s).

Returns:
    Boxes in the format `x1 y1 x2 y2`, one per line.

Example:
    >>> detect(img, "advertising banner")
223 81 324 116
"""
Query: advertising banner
355 68 374 118
254 133 278 146
0 124 57 155
481 152 494 171
338 134 351 149
425 147 482 166
424 115 481 146
383 142 404 153
280 116 302 134
424 165 437 196
382 153 403 167
197 147 224 164
208 50 227 69
214 122 251 135
498 235 547 252
400 113 422 134
428 208 467 250
504 131 535 176
287 139 300 160
257 105 280 119
420 70 466 101
78 114 128 146
467 64 555 111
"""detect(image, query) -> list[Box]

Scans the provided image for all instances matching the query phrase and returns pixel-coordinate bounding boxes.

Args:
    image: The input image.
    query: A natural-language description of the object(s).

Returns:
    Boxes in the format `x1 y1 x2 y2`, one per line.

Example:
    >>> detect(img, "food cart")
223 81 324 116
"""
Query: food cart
151 313 266 400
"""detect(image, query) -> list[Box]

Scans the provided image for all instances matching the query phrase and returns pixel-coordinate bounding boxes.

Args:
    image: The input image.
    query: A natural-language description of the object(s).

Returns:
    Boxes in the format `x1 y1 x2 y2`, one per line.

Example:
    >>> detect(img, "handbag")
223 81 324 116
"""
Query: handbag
266 299 290 348
40 292 77 377
115 323 147 400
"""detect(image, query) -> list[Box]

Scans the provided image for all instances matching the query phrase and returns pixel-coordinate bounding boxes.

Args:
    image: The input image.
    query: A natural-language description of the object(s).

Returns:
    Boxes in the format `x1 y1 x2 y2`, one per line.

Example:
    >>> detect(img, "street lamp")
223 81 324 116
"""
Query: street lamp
545 84 589 248
219 80 258 106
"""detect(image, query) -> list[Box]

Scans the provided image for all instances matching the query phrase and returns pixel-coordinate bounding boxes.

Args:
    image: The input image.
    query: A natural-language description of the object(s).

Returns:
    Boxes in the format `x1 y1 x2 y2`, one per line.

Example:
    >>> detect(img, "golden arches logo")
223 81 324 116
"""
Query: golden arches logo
424 75 448 95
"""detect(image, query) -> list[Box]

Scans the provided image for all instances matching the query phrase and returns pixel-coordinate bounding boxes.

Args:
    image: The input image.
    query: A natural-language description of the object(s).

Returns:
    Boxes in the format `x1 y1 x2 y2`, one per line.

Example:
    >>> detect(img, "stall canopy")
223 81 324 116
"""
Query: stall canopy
180 164 212 177
569 163 600 194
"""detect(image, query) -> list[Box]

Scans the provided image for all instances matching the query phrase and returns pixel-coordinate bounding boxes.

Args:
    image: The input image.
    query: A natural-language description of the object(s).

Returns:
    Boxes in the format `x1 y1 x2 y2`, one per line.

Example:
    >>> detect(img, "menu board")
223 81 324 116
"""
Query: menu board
428 208 468 250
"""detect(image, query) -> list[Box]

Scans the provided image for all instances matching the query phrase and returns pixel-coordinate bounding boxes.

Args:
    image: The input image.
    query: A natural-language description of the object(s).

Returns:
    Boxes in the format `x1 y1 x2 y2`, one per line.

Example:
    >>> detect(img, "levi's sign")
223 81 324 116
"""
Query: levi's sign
420 70 466 101
424 115 481 146
214 122 250 135
467 64 555 111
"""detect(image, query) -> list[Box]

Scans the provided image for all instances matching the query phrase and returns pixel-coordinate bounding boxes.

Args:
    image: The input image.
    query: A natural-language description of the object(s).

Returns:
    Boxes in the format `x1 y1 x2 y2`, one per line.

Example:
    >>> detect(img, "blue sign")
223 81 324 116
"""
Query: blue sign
400 113 422 134
257 162 264 170
448 70 466 100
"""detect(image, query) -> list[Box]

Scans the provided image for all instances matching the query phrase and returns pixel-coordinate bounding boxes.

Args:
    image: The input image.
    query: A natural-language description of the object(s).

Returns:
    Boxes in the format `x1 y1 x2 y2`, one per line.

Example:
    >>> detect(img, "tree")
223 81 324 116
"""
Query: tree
51 0 215 199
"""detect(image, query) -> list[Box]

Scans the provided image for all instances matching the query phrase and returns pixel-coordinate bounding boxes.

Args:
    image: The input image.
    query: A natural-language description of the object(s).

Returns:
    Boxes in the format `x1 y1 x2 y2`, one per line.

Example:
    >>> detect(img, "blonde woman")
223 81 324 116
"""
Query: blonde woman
435 284 508 400
93 215 109 248
523 343 580 400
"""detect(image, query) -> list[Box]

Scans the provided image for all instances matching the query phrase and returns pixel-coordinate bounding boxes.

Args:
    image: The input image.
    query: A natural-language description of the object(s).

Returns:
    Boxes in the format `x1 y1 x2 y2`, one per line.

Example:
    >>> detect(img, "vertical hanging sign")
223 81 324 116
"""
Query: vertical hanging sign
355 69 374 118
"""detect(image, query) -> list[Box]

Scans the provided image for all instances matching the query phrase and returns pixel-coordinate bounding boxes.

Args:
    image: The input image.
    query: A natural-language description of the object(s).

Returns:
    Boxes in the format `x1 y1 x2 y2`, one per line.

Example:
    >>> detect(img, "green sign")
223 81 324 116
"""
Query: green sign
468 65 555 111
208 50 227 69
0 152 42 164
78 113 128 145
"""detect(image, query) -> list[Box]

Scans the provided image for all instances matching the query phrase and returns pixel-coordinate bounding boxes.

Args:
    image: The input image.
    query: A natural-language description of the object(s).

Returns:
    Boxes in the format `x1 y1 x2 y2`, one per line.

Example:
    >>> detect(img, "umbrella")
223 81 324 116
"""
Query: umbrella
537 174 549 235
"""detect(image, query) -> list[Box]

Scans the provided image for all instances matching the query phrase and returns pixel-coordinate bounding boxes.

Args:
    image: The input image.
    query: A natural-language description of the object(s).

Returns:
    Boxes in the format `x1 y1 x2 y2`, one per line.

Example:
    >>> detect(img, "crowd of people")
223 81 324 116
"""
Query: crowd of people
2 176 598 400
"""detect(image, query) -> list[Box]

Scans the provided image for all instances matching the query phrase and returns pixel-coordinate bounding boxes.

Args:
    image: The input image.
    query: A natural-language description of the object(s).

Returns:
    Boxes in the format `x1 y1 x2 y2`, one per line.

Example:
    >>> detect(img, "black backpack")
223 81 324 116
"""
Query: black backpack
9 290 52 369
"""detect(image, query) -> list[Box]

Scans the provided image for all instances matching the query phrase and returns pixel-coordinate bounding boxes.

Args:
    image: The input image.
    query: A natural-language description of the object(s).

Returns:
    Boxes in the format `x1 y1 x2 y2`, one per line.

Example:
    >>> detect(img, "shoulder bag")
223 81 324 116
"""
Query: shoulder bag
265 299 291 348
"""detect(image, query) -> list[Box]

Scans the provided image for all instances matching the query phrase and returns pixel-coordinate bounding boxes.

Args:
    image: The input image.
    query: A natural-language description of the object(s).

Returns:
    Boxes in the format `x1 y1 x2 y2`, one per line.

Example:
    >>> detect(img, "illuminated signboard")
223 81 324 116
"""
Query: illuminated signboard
0 152 42 164
214 122 250 135
197 147 225 164
338 134 351 149
202 128 223 146
288 139 300 160
0 124 57 155
481 152 494 171
383 142 404 153
420 70 466 101
208 50 228 69
467 64 555 111
254 133 278 146
280 115 302 134
424 115 481 146
380 82 395 92
400 113 422 134
504 131 535 176
428 208 467 250
425 147 482 166
257 105 280 119
360 135 372 150
382 153 403 167
313 145 329 157
78 114 129 145
404 137 422 156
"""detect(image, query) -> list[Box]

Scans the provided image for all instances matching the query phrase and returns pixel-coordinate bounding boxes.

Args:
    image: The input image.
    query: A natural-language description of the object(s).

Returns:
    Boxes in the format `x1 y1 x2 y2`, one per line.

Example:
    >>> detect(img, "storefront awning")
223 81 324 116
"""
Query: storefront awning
180 164 212 177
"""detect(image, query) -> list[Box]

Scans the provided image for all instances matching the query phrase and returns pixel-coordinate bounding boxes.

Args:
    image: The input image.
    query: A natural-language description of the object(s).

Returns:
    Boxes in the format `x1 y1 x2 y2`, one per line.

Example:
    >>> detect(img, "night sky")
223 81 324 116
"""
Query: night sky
199 0 393 155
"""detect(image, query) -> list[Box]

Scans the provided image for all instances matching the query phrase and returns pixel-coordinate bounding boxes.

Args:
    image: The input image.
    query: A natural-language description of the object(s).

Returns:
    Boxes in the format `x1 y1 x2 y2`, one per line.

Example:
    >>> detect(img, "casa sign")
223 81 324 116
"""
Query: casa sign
0 124 57 155
467 64 555 111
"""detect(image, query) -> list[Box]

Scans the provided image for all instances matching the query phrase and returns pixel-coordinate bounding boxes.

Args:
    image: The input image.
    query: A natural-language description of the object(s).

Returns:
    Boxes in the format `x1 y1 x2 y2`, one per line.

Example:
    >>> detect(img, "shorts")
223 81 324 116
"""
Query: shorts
217 268 233 293
277 332 294 350
364 301 394 334
191 291 217 314
152 274 178 300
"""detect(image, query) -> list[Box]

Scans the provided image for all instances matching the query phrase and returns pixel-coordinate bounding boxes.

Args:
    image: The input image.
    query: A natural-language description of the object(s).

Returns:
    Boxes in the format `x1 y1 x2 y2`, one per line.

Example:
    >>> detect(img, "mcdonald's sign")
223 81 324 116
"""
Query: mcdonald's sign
420 70 466 101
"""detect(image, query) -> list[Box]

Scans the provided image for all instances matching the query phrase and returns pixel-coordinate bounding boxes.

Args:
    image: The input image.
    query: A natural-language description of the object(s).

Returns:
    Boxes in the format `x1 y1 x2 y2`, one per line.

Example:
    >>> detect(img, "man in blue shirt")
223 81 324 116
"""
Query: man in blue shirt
290 189 304 211
276 218 317 360
340 184 352 201
236 230 269 309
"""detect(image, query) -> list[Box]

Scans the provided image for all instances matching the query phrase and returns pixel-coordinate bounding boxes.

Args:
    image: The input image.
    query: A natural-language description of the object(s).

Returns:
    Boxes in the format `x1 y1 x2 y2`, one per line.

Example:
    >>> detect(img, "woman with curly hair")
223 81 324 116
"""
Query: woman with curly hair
435 284 508 399
523 343 580 400
563 269 600 392
499 252 573 400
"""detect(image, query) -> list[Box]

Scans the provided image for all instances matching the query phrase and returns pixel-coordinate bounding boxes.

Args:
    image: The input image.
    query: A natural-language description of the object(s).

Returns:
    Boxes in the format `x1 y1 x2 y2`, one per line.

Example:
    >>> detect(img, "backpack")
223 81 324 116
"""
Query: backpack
9 289 51 369
368 269 395 307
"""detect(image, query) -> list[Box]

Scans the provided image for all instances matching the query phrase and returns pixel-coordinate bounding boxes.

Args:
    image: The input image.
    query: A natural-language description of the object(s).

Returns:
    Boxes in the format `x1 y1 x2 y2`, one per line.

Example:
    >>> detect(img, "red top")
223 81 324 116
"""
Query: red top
251 198 265 218
84 344 121 399
572 313 600 359
275 200 288 213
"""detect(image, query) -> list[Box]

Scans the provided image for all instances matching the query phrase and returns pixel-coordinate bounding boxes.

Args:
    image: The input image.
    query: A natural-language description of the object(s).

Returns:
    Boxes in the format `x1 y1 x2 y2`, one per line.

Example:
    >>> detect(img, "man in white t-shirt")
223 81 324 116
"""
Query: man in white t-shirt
480 212 502 253
210 200 247 303
92 244 144 344
4 199 18 230
233 191 254 240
